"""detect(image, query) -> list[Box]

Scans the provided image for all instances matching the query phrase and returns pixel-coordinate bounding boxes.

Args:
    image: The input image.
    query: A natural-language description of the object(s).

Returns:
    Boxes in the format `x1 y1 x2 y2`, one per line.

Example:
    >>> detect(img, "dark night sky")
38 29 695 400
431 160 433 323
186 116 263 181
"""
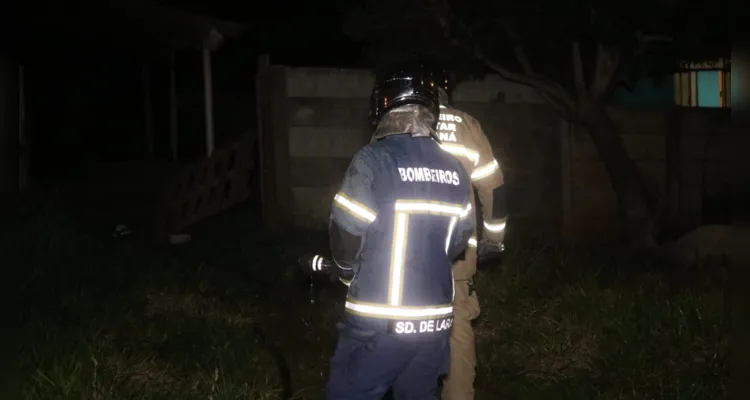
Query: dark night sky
157 0 367 67
2 0 729 177
1 0 368 68
0 0 370 172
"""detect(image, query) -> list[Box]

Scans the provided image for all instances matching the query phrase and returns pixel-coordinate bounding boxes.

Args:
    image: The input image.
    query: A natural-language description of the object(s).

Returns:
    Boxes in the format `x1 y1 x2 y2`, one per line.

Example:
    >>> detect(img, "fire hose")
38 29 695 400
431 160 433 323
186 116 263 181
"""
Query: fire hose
297 254 338 304
297 239 505 283
298 254 335 275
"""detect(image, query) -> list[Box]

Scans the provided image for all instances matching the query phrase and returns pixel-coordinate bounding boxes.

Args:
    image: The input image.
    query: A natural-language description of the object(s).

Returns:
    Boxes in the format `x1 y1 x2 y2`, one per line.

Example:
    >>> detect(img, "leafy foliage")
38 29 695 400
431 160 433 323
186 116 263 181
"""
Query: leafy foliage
342 0 728 105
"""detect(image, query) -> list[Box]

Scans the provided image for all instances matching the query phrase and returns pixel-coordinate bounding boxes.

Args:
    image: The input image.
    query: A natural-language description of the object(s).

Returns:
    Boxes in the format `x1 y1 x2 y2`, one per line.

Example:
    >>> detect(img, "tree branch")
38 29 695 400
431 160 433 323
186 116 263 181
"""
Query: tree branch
636 31 673 44
610 30 674 94
500 20 577 111
479 51 573 116
590 43 621 100
501 21 536 76
572 42 587 97
431 0 574 113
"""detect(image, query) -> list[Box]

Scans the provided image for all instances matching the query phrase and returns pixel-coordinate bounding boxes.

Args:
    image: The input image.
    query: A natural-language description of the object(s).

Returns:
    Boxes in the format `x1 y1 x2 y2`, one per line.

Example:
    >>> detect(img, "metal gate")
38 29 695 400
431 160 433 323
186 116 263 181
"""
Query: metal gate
156 135 255 235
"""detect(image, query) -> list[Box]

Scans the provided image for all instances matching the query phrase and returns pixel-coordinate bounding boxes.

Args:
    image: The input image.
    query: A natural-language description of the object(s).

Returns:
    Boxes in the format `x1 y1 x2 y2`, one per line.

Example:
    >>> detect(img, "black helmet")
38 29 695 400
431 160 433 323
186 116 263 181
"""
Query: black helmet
369 64 440 131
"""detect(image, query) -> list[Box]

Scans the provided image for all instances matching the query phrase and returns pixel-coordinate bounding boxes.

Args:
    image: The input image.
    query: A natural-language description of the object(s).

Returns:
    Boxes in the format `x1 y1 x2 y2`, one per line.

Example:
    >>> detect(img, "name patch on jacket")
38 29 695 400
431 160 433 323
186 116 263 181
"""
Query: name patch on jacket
387 317 454 336
438 131 457 142
439 113 464 123
398 167 460 186
438 113 462 142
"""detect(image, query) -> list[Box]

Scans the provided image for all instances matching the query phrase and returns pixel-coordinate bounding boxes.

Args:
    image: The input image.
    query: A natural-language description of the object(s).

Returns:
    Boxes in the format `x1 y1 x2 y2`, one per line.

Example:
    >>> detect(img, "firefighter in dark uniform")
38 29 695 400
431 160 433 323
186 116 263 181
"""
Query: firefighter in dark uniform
434 69 508 400
323 65 476 399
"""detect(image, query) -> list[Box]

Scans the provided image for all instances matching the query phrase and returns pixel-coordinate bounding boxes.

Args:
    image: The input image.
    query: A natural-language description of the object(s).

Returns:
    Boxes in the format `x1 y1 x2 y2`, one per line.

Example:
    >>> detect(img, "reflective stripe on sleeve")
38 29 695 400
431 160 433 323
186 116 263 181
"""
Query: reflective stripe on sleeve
334 193 377 223
439 143 480 166
460 202 472 219
484 219 507 233
468 236 478 248
471 159 500 181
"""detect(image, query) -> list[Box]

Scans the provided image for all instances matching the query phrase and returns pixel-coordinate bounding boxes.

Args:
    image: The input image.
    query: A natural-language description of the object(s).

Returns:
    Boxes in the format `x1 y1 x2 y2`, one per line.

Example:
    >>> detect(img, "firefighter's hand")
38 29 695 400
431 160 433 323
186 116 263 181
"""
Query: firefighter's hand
477 240 504 268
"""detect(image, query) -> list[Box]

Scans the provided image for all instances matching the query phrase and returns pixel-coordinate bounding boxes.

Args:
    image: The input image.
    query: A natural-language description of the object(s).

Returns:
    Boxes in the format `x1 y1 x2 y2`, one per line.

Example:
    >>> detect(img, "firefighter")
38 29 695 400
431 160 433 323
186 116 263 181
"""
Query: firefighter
323 64 476 400
434 68 508 400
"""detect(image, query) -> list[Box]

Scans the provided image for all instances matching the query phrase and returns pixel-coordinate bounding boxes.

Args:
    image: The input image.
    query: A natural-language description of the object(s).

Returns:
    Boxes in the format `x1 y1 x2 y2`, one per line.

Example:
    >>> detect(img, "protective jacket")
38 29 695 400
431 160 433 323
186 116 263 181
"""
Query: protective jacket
437 104 507 279
328 108 475 337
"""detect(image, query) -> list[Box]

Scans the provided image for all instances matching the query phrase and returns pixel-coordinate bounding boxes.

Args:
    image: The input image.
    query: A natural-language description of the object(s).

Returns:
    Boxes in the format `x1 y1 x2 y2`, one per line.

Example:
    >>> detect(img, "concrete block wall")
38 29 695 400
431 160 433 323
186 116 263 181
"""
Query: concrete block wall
567 107 733 240
284 68 371 226
258 64 734 242
281 66 557 235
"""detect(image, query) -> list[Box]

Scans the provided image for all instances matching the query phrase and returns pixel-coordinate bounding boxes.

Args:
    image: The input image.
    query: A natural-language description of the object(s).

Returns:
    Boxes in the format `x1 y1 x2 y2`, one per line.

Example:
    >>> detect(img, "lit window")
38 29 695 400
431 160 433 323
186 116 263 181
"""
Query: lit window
674 59 731 108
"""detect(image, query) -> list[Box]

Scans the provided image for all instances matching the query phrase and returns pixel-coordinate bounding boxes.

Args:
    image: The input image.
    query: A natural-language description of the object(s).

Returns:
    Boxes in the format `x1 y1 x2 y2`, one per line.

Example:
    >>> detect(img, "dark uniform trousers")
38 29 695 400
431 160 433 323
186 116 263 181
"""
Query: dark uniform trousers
326 323 450 400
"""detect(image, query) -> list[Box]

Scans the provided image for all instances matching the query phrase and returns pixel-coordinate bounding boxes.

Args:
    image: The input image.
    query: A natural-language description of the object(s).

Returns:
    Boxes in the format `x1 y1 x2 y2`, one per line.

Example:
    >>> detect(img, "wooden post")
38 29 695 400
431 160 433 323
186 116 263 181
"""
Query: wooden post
559 117 573 243
689 71 698 107
202 45 215 157
142 62 154 160
169 52 179 161
0 57 17 197
18 64 28 193
255 54 270 210
255 57 292 230
269 66 292 227
665 109 683 232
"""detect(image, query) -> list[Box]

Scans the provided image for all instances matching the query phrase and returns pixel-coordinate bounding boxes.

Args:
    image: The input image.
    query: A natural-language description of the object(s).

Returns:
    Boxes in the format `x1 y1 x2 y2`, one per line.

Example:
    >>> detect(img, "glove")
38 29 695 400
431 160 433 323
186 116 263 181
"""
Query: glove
477 239 505 268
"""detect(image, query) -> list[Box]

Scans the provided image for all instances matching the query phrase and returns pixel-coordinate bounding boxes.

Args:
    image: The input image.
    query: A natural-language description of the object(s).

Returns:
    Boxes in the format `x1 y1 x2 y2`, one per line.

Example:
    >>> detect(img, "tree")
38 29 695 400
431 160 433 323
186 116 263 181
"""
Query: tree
341 0 728 248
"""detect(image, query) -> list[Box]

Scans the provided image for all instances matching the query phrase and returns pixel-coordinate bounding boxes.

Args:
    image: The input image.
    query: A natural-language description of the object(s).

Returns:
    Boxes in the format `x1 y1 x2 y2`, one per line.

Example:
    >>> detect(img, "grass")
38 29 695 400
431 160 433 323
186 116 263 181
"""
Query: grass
7 195 728 399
